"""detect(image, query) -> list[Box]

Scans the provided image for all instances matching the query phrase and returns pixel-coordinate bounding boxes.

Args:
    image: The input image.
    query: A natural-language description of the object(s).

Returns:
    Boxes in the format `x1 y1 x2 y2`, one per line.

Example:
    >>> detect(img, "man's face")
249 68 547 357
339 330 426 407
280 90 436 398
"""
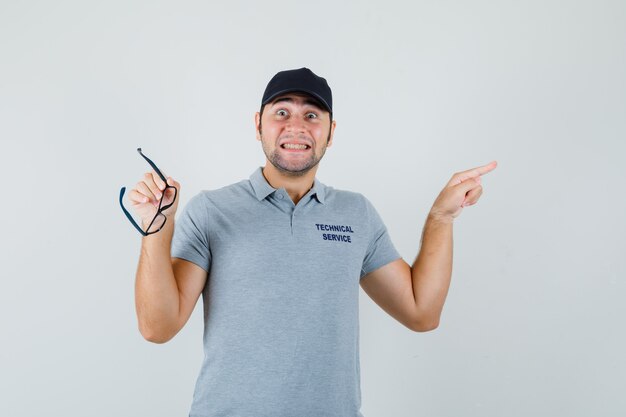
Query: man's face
255 92 336 177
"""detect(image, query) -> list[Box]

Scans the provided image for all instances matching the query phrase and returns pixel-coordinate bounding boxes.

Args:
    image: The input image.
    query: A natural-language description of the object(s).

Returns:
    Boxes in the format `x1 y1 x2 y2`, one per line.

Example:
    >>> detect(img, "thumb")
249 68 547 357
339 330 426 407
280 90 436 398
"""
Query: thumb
166 176 180 189
456 177 480 193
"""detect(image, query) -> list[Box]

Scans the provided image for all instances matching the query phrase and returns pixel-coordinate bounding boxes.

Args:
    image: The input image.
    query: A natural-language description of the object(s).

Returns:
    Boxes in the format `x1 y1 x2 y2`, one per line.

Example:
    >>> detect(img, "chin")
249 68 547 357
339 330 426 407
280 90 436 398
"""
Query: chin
275 165 312 177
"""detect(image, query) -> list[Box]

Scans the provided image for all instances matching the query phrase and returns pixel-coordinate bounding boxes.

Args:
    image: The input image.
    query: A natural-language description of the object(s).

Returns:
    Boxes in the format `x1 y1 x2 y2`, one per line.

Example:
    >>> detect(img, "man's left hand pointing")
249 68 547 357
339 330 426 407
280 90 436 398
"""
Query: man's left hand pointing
428 160 498 223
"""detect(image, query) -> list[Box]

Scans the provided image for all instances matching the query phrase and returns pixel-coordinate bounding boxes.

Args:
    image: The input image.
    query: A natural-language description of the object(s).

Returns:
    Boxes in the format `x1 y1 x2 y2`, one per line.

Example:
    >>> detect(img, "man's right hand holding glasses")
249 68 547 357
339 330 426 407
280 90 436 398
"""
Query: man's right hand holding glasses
129 171 180 231
119 148 180 236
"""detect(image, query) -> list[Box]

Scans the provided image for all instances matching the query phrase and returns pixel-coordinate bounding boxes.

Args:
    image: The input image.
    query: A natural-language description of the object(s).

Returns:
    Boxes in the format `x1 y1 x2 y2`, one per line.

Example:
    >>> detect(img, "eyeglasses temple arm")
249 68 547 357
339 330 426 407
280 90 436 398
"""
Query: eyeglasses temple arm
137 147 168 183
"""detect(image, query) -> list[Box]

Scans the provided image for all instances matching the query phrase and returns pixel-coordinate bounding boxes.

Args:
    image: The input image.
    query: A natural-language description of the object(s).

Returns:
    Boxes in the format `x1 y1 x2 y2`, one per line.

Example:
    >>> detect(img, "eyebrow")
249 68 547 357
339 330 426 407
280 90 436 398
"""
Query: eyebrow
270 97 324 112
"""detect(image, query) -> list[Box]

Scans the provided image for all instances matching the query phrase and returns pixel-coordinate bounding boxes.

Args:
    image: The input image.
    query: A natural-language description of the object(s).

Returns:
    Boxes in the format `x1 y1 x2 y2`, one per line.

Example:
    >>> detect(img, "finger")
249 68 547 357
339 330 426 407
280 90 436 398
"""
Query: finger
136 181 158 203
453 160 498 183
456 177 482 194
465 160 497 176
143 172 163 201
160 177 179 204
166 176 179 189
163 180 176 198
151 169 167 191
462 184 483 207
128 188 149 205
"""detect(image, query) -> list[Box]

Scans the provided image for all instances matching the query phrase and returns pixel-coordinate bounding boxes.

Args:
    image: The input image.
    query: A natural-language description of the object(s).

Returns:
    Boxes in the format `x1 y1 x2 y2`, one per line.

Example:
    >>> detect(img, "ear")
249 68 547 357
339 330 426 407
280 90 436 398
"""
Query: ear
326 119 337 148
255 112 261 141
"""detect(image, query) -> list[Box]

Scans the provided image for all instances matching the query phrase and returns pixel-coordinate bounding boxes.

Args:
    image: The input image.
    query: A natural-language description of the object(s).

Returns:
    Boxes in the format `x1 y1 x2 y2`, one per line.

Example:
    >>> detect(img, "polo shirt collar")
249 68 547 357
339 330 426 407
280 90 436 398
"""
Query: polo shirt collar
249 166 326 204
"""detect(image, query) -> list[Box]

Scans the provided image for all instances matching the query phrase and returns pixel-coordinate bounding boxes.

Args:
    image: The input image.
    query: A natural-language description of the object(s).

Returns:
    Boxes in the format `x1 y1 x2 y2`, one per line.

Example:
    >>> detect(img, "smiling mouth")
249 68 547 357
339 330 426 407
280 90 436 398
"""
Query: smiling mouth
280 144 311 151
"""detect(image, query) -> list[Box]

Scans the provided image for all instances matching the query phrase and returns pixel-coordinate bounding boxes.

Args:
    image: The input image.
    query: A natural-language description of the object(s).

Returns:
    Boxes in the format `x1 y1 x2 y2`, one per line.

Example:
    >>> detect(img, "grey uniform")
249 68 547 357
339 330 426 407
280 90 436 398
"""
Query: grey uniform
171 166 402 417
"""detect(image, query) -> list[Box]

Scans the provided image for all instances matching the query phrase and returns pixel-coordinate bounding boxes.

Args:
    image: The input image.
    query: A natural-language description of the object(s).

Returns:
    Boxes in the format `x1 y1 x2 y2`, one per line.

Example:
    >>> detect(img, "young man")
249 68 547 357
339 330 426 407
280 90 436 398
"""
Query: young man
130 67 496 417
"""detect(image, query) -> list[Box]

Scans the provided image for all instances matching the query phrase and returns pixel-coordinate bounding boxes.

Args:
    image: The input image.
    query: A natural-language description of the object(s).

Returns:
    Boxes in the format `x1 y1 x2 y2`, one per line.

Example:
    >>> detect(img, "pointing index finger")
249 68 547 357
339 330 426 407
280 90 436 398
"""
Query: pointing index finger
462 160 498 179
449 160 497 186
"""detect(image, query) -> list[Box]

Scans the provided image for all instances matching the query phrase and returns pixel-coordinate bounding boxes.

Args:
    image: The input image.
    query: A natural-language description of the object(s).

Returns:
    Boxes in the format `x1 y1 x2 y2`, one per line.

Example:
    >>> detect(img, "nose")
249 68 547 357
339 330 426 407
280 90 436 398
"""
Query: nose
285 117 306 134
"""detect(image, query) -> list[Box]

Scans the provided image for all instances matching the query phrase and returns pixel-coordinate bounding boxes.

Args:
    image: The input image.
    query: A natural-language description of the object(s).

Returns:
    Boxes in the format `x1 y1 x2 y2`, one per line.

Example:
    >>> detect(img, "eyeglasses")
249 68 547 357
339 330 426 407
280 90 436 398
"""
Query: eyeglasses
119 148 178 236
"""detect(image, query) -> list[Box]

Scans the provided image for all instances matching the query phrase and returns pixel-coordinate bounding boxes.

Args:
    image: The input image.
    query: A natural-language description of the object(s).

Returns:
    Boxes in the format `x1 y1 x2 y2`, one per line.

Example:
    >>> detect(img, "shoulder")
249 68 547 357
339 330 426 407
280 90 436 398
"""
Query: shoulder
187 179 250 206
176 180 237 215
325 184 373 211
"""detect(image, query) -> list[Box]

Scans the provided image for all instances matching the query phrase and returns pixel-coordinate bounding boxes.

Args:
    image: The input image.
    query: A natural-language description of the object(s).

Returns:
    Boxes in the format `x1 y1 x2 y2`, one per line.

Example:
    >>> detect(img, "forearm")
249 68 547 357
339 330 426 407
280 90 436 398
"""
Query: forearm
411 213 453 328
135 219 180 342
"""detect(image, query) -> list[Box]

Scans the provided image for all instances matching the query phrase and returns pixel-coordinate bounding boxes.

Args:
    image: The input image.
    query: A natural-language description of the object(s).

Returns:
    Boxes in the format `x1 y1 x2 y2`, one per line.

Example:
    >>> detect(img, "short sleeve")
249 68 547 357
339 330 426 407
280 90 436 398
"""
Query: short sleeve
360 196 402 279
171 192 212 273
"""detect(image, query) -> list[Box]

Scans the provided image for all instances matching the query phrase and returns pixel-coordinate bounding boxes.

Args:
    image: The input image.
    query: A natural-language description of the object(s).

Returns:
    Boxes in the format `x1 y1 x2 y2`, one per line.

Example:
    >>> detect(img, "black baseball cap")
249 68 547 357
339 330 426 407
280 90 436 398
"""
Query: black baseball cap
261 67 332 115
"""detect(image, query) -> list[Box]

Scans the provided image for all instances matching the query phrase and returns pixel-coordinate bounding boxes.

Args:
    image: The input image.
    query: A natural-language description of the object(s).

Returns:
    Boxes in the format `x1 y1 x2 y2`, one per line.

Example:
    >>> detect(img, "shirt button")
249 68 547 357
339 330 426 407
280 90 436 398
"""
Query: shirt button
277 194 283 199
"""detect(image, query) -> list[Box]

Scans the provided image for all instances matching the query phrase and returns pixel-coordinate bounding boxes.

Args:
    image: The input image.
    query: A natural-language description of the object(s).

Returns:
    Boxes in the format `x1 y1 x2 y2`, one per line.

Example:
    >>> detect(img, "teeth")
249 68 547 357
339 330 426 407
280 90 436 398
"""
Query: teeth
283 143 309 150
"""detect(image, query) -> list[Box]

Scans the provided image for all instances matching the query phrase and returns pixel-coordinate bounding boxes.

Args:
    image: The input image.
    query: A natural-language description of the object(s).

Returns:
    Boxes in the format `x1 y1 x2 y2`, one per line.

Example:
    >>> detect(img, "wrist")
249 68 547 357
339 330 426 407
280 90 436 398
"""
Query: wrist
427 211 454 225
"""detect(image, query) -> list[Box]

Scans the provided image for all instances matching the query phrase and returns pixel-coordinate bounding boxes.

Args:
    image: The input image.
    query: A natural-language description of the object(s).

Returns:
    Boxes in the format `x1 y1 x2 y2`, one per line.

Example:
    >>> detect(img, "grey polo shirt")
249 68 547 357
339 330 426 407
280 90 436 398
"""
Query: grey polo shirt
171 166 402 417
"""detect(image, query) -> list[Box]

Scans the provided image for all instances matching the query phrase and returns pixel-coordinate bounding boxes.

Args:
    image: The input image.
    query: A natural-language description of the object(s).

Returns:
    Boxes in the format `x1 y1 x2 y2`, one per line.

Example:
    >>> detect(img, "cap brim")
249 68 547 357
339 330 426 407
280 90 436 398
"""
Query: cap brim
262 88 332 113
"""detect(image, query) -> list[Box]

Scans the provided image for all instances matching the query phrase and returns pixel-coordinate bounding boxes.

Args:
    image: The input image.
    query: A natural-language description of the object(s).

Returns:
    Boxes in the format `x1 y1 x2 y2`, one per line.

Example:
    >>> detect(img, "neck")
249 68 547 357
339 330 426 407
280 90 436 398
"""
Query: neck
262 163 318 205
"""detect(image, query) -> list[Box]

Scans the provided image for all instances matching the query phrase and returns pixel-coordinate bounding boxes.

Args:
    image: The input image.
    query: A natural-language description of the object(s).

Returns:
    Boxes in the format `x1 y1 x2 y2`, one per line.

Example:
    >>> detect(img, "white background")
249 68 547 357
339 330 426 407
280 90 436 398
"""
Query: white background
1 0 624 416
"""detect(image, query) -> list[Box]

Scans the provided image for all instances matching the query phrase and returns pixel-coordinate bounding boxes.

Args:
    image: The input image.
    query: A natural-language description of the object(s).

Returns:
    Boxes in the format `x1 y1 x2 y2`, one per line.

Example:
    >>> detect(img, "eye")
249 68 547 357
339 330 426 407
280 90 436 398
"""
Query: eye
276 109 288 116
306 112 318 119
